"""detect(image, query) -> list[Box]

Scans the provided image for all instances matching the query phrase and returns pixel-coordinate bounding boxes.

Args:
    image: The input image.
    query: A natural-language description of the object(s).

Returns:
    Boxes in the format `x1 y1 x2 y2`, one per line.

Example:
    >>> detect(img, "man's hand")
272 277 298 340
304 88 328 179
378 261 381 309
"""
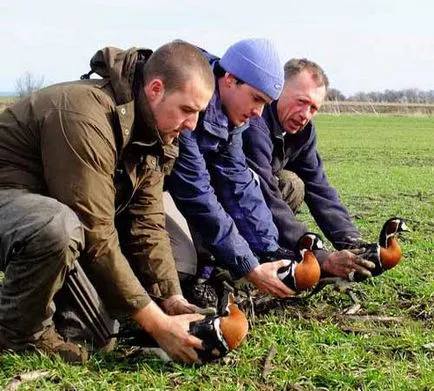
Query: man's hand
321 250 376 280
162 294 217 316
246 260 295 298
132 301 205 364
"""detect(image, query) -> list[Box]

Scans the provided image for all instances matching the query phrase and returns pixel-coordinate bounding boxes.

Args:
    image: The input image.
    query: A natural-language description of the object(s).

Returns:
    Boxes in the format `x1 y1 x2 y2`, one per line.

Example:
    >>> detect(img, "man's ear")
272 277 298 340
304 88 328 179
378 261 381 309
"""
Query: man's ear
145 78 165 102
223 73 237 88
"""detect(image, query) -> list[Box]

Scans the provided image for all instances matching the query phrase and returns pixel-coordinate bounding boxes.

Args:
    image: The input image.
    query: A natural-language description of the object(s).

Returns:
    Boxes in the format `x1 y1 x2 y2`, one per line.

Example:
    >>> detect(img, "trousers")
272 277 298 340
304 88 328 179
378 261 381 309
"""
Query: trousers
277 170 305 214
0 188 83 345
163 192 198 280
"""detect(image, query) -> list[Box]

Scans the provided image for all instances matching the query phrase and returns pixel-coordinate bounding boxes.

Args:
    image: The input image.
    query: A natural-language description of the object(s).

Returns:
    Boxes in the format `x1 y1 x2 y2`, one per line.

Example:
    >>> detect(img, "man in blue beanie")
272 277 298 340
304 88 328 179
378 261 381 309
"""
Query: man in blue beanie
165 38 295 302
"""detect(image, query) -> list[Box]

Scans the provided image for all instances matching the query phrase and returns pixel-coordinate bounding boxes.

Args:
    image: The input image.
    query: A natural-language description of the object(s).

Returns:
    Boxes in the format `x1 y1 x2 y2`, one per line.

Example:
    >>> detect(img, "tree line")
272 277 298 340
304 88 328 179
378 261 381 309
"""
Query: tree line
327 88 434 104
12 72 434 104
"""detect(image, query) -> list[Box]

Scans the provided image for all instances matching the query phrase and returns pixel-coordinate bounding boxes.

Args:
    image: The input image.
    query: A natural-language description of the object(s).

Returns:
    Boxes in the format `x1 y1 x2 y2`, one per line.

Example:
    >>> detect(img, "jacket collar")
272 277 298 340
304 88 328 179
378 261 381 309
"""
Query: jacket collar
115 101 135 151
112 83 161 153
133 84 161 146
132 85 179 160
263 101 284 141
202 86 230 140
114 81 179 162
201 61 249 140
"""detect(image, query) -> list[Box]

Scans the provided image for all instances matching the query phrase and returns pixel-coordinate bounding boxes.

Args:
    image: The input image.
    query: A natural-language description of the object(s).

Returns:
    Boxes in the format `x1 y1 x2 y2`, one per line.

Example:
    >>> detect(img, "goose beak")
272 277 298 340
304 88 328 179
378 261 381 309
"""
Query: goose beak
400 221 410 232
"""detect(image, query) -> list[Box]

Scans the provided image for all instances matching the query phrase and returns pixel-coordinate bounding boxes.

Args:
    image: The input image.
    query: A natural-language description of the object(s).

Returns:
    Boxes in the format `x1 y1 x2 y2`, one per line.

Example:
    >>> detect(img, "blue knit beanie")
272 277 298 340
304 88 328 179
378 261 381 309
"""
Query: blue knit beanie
219 38 283 100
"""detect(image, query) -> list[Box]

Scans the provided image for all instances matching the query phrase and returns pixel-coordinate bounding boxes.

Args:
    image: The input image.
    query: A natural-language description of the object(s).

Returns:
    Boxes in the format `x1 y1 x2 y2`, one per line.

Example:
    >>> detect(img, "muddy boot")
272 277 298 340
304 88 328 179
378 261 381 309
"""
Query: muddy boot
33 326 88 364
182 277 219 309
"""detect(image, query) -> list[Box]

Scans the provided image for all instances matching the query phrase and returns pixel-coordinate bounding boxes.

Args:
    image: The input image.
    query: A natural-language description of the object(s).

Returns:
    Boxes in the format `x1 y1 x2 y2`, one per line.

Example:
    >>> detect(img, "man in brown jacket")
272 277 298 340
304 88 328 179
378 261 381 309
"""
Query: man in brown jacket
0 41 215 364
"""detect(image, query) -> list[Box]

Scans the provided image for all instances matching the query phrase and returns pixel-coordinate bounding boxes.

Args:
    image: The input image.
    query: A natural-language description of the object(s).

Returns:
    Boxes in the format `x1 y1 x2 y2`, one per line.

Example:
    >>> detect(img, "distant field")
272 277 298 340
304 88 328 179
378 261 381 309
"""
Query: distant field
0 115 433 390
0 96 16 112
2 96 434 116
322 101 434 115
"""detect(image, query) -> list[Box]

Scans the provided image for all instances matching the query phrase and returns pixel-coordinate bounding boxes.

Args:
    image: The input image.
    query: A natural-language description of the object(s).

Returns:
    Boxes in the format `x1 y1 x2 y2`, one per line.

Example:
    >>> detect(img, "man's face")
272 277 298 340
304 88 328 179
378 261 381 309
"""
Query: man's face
277 70 326 134
146 75 213 144
220 74 272 127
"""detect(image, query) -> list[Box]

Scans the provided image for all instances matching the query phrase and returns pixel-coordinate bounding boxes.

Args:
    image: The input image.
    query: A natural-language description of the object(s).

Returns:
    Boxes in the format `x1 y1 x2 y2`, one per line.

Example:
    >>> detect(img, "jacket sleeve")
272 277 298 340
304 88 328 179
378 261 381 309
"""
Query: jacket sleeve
117 169 182 299
166 130 261 278
289 124 361 248
243 124 308 251
40 108 151 315
210 131 280 253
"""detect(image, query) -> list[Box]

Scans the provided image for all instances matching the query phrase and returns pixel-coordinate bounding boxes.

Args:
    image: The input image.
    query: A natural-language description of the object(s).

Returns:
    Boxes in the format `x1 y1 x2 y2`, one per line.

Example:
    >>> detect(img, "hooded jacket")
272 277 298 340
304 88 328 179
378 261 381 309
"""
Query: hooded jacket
0 47 181 314
243 102 361 251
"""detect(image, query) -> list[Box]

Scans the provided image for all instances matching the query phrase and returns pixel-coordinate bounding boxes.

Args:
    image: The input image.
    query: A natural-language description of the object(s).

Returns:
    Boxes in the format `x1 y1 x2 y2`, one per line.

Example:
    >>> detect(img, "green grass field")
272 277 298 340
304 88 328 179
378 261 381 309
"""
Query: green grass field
1 115 433 390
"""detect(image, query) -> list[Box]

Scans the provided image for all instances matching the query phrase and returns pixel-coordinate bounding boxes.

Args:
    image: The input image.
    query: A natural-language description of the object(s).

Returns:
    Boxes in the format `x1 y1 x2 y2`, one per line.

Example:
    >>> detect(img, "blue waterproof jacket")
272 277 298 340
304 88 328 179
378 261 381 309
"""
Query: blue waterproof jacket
243 102 361 251
166 51 280 278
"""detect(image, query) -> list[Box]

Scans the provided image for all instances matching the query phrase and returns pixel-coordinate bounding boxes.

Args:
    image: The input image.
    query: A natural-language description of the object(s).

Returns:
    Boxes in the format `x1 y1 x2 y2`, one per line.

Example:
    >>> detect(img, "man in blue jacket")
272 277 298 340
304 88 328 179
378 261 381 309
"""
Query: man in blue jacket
167 42 371 301
242 58 370 279
167 38 296 299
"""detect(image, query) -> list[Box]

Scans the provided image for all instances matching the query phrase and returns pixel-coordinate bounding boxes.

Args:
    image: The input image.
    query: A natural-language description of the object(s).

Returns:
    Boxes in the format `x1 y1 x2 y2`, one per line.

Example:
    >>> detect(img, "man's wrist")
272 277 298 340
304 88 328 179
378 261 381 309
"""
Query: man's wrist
245 265 261 285
161 294 185 314
132 301 169 334
314 249 330 264
235 255 260 279
319 253 337 277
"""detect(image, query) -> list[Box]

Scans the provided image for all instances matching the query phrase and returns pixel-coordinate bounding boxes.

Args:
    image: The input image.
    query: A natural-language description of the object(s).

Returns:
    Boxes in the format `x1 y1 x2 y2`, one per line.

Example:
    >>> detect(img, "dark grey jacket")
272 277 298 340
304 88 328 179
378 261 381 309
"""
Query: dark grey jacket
243 102 361 251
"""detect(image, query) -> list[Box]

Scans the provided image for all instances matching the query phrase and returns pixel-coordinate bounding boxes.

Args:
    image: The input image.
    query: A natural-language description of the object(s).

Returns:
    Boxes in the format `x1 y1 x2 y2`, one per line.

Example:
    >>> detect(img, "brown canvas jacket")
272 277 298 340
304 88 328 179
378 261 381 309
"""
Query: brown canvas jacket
0 47 181 314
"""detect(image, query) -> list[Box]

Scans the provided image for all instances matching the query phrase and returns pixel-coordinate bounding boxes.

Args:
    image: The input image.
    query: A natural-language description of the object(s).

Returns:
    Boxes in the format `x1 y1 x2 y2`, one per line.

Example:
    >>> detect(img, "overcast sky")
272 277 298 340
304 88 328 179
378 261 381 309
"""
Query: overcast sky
1 0 433 96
